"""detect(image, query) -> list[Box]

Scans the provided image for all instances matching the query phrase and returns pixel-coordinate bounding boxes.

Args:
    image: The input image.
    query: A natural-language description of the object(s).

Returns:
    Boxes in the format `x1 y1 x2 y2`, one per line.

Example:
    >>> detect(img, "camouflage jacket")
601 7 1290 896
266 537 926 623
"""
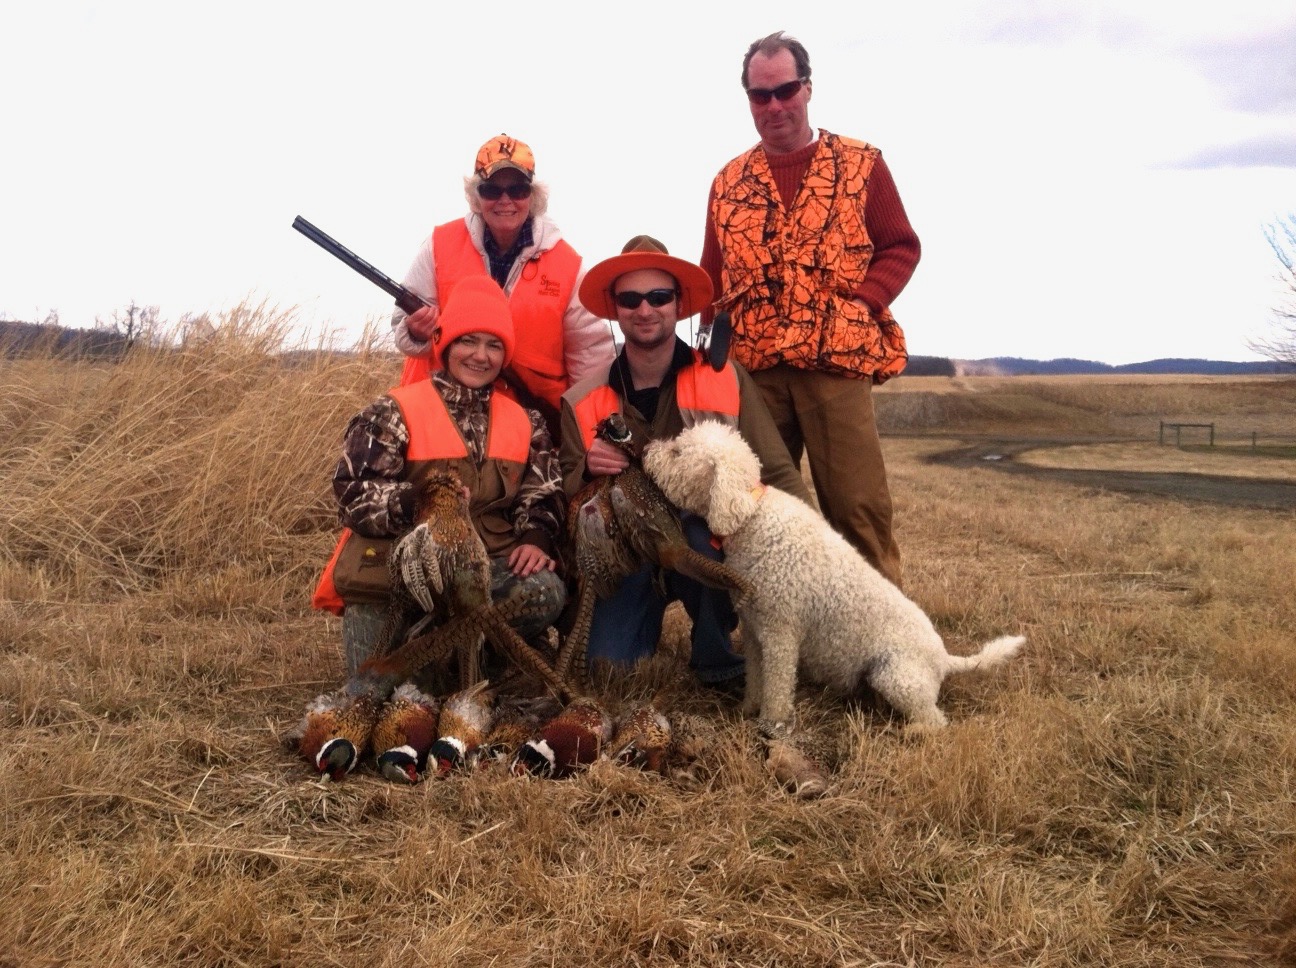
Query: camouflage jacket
333 372 565 554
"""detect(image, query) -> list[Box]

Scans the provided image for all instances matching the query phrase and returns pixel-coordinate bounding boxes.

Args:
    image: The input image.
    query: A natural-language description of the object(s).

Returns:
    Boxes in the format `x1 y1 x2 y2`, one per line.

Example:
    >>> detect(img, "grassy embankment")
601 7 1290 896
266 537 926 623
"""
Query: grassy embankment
2 309 1294 966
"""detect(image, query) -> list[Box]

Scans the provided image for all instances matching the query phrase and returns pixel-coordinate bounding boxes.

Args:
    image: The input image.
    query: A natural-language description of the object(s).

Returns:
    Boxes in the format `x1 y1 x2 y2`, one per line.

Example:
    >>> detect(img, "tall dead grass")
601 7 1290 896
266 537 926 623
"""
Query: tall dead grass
0 303 393 607
2 332 1294 967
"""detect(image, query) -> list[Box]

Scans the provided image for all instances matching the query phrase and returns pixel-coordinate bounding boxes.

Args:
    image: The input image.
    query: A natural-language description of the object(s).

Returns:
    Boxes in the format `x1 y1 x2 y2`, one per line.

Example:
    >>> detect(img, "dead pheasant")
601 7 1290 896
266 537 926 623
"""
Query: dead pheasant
667 711 721 779
371 682 440 784
359 470 570 702
292 689 383 781
764 738 830 799
380 469 491 689
608 700 673 775
555 414 752 683
470 696 558 769
510 696 613 779
428 679 497 777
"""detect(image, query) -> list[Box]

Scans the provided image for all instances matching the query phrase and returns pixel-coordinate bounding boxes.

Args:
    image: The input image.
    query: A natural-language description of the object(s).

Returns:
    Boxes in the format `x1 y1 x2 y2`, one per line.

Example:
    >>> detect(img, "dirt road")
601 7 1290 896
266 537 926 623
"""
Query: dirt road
925 437 1296 511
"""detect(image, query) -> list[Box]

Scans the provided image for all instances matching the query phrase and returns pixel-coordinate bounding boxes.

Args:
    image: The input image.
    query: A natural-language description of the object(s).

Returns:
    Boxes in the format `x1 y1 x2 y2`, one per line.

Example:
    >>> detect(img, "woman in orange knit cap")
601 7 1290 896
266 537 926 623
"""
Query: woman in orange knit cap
324 275 567 679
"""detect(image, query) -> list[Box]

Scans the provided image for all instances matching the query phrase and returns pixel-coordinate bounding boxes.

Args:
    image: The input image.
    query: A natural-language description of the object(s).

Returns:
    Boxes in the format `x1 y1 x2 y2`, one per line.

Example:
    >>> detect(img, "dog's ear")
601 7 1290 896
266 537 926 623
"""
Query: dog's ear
703 433 763 536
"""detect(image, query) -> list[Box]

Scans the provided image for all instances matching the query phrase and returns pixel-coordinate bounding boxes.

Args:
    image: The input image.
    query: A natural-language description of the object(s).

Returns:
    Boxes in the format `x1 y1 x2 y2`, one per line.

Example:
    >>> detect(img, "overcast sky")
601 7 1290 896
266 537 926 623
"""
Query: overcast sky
3 0 1293 364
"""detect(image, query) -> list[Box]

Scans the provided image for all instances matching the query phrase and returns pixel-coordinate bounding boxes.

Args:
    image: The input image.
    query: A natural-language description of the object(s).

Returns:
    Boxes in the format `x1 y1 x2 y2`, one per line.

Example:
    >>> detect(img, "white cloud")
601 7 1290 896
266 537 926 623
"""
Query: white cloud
2 0 1293 363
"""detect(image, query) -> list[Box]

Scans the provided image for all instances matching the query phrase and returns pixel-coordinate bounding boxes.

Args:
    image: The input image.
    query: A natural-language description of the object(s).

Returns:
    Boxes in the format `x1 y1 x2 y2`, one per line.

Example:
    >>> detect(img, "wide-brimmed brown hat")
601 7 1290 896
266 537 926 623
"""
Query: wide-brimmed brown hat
578 235 714 320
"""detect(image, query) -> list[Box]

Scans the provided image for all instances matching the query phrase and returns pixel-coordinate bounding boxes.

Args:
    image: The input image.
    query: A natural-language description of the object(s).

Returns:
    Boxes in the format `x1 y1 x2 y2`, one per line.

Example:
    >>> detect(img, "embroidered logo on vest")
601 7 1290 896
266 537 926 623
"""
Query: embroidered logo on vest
538 273 561 298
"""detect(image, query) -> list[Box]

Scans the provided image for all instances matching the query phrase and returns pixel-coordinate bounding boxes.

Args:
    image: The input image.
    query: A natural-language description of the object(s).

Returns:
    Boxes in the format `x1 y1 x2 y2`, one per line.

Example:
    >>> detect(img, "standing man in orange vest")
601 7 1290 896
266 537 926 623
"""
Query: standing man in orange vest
700 32 921 588
391 134 615 437
323 276 568 678
560 236 810 690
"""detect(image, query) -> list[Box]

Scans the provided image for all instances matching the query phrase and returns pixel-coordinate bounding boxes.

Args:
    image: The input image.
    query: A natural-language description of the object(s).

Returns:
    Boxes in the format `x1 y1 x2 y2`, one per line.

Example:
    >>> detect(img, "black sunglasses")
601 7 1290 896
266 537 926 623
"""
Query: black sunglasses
745 77 808 106
476 182 533 201
613 288 678 310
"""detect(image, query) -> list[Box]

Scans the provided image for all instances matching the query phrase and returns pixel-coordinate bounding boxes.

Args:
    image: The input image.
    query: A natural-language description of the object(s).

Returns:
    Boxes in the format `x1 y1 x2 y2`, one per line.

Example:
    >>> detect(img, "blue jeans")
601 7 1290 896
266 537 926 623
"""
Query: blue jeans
585 514 743 684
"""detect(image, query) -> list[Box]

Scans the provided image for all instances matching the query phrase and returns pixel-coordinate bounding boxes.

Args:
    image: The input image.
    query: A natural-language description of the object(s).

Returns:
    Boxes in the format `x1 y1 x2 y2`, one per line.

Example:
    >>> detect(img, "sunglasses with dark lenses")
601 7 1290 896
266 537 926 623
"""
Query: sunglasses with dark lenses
613 288 678 310
476 182 533 201
745 78 807 106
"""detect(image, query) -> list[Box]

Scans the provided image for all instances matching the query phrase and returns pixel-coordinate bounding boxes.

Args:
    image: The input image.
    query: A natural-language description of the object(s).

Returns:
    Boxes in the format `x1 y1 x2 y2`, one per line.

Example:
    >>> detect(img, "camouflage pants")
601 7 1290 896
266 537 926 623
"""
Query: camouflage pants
340 558 566 677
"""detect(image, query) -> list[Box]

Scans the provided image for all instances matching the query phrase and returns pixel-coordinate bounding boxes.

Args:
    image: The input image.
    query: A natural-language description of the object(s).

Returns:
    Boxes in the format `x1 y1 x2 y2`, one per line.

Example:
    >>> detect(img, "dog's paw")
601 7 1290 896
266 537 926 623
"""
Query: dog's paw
899 720 945 741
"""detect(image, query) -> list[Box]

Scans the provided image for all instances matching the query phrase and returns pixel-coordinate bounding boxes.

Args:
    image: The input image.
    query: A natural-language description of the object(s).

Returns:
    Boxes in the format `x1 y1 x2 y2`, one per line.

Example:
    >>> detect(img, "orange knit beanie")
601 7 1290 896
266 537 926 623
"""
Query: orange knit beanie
434 276 516 367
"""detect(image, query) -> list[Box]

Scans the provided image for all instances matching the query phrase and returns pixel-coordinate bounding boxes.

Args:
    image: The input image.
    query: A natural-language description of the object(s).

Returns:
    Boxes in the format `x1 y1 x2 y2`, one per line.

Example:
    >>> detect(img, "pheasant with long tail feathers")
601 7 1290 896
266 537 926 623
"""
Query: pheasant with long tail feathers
364 470 570 702
378 469 490 689
555 414 752 684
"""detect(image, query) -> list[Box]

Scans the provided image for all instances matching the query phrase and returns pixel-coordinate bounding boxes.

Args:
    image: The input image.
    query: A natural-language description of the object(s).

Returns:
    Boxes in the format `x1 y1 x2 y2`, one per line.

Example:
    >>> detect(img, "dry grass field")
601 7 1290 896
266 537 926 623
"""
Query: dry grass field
2 310 1294 967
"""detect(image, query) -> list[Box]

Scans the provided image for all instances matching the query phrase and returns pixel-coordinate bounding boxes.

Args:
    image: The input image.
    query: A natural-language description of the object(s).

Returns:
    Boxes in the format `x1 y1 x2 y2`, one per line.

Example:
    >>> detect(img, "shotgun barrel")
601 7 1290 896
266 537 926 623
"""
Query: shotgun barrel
291 214 562 437
291 215 426 315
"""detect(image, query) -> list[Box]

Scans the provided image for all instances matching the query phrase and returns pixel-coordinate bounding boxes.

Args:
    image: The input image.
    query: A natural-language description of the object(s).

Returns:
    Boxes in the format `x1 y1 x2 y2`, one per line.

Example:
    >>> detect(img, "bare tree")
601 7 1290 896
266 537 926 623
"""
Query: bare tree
1248 215 1296 365
96 300 160 347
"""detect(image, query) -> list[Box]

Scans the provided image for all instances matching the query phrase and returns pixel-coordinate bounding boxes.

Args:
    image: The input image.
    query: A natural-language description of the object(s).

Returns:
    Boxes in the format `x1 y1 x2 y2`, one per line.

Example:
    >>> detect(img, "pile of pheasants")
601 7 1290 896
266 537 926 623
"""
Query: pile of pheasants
291 415 745 786
292 679 677 783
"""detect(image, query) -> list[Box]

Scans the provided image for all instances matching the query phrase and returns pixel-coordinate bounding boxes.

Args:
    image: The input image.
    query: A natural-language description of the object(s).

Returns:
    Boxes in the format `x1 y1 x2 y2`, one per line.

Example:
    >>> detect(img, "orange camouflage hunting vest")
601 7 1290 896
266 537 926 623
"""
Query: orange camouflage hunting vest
711 131 907 382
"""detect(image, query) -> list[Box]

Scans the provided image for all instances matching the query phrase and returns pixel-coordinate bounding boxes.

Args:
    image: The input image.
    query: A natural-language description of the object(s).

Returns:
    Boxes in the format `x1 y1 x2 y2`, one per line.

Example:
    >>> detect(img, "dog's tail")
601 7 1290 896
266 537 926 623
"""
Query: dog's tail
944 635 1026 675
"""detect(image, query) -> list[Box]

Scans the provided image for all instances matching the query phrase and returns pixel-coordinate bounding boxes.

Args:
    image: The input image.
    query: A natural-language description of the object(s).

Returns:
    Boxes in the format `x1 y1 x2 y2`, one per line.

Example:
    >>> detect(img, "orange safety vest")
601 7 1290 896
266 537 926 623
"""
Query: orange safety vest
311 383 533 615
399 220 581 413
711 131 907 383
570 354 742 450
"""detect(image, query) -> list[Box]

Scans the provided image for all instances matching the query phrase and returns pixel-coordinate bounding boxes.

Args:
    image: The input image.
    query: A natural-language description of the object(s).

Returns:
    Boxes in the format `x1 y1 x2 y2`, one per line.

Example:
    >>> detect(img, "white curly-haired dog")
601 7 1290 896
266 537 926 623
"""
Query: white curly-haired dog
642 422 1025 733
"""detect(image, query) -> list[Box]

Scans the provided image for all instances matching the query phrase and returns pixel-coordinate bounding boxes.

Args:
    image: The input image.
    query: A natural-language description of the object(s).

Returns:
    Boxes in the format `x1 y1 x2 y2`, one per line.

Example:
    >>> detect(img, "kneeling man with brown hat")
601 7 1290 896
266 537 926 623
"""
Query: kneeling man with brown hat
558 236 811 689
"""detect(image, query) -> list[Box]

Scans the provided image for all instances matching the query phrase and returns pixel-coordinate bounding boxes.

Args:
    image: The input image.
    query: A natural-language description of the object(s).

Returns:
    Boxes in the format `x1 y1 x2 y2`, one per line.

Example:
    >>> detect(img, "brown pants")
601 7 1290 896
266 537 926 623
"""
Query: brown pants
750 365 902 588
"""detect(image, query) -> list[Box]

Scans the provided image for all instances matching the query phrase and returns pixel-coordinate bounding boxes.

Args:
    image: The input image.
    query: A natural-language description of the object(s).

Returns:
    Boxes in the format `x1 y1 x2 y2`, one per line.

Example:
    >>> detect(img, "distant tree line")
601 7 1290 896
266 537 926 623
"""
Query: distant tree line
0 299 165 360
0 319 133 360
953 356 1291 377
3 317 1286 376
900 355 957 377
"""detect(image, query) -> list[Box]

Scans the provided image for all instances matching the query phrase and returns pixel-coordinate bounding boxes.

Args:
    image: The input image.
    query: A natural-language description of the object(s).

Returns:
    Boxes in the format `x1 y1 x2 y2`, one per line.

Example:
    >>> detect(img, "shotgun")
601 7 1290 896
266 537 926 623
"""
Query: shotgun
292 215 562 436
292 215 425 315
